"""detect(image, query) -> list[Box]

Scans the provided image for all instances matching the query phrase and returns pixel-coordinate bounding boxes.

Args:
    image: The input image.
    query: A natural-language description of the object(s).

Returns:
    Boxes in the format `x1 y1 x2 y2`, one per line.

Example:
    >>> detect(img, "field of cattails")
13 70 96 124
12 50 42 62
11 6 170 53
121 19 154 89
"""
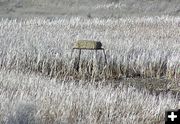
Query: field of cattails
0 16 180 123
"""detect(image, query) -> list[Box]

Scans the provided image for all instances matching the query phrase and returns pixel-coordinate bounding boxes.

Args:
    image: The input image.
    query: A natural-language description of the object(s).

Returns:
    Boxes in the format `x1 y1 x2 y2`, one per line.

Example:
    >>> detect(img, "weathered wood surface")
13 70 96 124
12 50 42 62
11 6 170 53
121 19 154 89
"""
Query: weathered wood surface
74 40 102 49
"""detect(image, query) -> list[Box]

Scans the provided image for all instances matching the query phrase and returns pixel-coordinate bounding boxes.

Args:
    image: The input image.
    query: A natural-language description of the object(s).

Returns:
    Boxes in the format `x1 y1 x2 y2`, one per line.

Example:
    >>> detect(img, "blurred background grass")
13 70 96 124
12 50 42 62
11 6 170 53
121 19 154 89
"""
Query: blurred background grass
0 0 180 17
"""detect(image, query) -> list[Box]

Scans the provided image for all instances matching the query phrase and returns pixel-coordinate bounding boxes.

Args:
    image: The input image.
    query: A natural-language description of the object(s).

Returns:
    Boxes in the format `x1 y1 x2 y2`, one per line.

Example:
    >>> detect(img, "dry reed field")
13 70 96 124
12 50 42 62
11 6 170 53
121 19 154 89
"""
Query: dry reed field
0 16 180 123
0 69 179 124
0 16 179 79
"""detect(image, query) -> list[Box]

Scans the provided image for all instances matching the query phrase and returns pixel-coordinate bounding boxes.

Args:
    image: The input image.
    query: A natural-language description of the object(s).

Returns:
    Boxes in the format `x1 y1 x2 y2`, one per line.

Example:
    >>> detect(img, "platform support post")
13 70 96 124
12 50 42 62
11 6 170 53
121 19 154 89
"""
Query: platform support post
75 49 81 71
102 49 107 64
71 48 74 59
72 48 106 72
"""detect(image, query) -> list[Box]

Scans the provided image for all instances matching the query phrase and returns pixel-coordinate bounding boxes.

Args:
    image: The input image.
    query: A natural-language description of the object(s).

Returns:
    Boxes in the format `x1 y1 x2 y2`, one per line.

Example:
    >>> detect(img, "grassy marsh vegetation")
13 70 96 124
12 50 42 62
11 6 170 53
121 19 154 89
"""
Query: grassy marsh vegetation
0 16 179 123
0 70 179 124
0 16 179 80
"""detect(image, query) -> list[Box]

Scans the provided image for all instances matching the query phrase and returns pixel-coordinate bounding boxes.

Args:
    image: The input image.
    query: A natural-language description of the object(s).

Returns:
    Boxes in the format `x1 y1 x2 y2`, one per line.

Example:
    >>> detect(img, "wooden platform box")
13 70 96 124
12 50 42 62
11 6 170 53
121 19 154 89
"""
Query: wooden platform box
74 40 102 49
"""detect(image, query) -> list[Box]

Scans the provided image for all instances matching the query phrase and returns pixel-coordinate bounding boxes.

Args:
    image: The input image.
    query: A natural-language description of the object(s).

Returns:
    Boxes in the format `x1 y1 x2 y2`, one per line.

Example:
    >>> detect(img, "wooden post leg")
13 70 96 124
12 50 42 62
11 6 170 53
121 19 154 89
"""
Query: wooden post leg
76 49 81 71
95 50 97 62
71 48 74 59
94 49 98 67
103 49 107 65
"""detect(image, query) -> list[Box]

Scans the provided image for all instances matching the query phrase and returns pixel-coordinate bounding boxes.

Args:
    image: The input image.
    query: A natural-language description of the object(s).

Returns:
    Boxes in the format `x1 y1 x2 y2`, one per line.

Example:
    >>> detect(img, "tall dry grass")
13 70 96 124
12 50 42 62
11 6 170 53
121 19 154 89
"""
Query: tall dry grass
0 69 178 124
0 16 179 124
0 16 179 80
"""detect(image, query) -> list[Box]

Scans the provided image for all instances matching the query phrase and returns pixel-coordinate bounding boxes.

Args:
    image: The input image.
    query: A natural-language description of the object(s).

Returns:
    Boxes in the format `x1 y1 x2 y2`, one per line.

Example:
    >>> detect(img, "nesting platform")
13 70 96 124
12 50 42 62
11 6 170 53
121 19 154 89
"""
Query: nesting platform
73 40 102 49
71 40 107 71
